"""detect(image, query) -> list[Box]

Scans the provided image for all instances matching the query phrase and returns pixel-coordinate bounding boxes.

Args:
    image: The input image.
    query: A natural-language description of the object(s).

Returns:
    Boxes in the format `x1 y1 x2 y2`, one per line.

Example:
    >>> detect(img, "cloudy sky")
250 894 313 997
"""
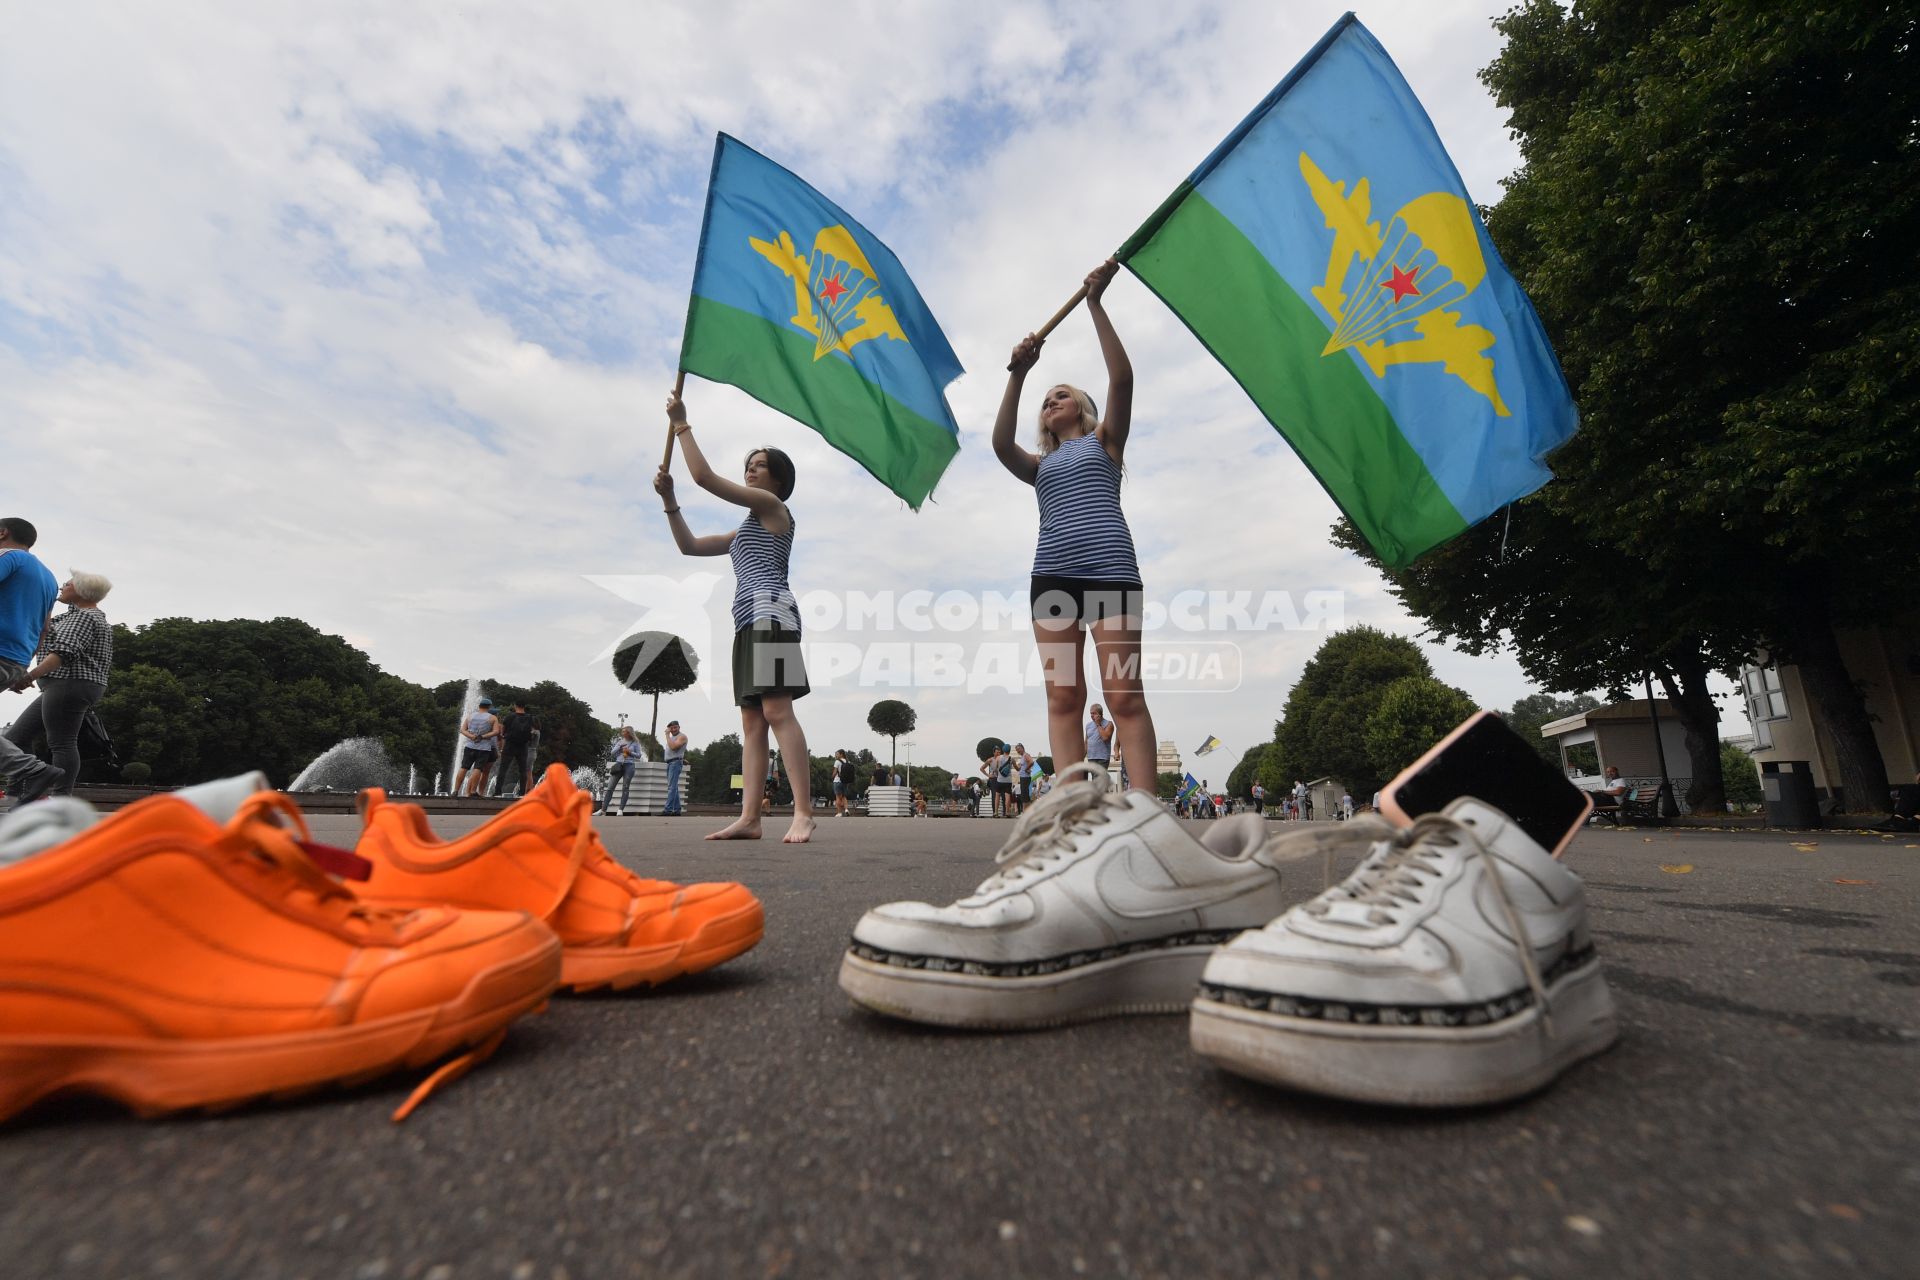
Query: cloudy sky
1 1 1750 780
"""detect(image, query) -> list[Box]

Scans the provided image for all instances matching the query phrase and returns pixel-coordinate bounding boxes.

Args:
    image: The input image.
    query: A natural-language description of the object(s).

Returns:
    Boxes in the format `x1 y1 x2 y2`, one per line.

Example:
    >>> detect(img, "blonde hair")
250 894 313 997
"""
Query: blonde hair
68 571 112 604
1035 385 1099 456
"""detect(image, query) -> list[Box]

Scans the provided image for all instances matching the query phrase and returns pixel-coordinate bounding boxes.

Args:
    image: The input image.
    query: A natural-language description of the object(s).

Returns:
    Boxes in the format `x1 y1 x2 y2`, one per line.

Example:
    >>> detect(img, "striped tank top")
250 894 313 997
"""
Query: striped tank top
730 507 800 631
1031 431 1140 582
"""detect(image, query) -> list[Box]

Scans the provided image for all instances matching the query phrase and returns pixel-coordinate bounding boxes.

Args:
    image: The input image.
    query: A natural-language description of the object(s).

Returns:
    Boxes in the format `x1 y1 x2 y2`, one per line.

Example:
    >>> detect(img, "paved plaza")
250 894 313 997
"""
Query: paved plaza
3 812 1915 1279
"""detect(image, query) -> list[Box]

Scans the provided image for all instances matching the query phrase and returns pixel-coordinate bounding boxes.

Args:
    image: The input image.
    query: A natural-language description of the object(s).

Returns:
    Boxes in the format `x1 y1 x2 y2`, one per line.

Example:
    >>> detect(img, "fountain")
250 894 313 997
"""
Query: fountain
289 737 402 793
405 764 418 795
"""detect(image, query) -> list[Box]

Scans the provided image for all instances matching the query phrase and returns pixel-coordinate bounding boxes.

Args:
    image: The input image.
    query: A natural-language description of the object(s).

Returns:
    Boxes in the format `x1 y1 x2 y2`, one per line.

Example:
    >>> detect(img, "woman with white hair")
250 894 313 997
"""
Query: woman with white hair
6 571 114 795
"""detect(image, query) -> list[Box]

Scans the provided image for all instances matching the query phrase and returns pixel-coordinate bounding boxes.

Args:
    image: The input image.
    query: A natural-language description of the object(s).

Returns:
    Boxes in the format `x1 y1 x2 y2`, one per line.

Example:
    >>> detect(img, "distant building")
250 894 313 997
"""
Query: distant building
1740 621 1919 803
1156 739 1182 777
1540 699 1691 793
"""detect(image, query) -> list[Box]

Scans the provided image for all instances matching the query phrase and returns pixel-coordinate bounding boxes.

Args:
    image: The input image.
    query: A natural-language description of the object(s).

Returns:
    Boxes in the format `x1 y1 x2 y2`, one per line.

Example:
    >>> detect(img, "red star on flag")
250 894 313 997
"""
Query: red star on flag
819 274 849 304
1379 264 1421 302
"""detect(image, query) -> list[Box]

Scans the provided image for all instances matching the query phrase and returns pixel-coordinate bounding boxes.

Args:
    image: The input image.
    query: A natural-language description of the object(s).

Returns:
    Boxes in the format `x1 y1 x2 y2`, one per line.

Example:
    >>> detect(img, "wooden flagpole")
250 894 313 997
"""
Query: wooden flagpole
662 369 687 468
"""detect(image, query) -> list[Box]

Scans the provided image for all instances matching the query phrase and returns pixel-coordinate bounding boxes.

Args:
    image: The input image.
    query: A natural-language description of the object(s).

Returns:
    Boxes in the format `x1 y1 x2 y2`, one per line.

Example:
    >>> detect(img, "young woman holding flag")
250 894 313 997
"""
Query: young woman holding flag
994 259 1158 792
655 391 815 843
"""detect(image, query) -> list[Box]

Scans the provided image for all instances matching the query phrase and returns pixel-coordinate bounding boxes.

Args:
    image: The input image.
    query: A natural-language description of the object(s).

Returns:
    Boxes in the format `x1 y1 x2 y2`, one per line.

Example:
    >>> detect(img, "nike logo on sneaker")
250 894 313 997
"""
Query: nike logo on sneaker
1094 841 1274 919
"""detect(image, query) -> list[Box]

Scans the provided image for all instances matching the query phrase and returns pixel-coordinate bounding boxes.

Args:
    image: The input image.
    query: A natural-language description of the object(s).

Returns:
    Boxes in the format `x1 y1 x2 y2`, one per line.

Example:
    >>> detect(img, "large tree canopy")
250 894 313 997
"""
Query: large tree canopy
1338 3 1918 812
1267 626 1433 798
78 616 612 789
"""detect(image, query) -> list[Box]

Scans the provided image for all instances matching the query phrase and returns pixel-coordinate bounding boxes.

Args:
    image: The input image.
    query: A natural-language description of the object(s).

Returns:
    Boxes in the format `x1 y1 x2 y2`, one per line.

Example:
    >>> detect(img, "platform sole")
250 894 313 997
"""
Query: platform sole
838 944 1220 1030
1190 961 1619 1107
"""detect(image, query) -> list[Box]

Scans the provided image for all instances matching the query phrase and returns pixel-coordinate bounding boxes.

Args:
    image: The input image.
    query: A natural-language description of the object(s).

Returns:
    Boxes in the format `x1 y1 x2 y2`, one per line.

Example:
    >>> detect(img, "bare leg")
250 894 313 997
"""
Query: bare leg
708 704 768 840
1033 615 1088 773
761 694 815 843
1090 614 1157 794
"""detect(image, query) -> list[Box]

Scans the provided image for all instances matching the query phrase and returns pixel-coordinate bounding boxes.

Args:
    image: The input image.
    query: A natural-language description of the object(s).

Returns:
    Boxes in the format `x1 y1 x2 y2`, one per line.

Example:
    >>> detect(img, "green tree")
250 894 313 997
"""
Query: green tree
610 633 699 739
1504 693 1602 767
1363 677 1481 784
96 662 202 783
1450 0 1918 813
867 699 917 771
1156 770 1182 801
974 736 1003 763
685 733 743 804
1272 626 1432 798
1225 744 1268 798
1720 741 1763 808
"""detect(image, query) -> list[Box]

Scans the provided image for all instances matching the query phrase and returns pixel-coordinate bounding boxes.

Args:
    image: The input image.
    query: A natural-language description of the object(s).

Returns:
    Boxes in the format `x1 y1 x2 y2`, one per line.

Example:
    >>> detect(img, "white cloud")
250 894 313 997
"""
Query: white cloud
4 2 1705 780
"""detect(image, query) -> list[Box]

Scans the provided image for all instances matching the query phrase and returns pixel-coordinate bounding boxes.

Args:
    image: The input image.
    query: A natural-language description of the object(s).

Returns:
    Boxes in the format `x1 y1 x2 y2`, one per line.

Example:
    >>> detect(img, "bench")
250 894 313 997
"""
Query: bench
1592 784 1666 826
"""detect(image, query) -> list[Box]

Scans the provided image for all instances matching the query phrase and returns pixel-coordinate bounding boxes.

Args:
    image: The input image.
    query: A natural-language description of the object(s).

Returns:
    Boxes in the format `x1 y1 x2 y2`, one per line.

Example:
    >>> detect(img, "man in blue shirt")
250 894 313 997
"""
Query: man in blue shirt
0 518 65 807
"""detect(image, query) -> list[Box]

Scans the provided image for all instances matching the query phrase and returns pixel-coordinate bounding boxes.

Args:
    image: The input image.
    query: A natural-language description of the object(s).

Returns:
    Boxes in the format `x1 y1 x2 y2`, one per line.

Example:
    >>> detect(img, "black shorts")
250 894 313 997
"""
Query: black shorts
1030 576 1145 627
1019 778 1032 799
992 780 1011 794
460 747 495 770
732 622 810 706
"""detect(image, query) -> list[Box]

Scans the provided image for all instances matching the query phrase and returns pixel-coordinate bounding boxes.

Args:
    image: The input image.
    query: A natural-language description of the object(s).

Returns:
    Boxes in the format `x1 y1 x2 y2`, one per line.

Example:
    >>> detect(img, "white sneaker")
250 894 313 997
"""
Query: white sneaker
837 764 1293 1029
1191 797 1618 1106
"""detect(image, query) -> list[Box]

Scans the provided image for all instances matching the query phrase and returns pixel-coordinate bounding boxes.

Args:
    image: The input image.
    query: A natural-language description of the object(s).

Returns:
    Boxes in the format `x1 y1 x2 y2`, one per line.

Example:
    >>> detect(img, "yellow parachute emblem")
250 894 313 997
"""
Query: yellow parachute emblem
749 225 908 362
1299 152 1509 416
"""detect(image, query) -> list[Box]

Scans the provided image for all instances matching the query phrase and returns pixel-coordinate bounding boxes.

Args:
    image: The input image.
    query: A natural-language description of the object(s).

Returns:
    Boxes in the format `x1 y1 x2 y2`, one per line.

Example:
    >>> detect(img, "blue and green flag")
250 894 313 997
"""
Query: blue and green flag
1118 14 1577 566
680 134 963 509
1178 772 1204 802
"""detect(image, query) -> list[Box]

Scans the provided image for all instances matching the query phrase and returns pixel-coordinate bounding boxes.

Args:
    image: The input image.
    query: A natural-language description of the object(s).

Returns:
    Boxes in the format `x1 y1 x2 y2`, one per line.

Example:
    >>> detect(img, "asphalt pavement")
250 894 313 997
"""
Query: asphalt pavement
3 810 1916 1279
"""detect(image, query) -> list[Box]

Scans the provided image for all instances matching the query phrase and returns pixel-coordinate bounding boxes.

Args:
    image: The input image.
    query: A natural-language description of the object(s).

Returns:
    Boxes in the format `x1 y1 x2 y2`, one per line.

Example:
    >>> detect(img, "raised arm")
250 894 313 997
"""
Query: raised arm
1085 259 1133 463
667 392 788 535
654 465 735 557
992 335 1044 486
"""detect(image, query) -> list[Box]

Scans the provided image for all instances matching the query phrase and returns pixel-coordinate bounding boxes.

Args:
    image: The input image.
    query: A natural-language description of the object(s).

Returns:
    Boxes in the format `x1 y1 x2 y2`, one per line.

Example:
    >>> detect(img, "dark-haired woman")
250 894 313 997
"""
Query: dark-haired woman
993 259 1157 792
655 392 814 843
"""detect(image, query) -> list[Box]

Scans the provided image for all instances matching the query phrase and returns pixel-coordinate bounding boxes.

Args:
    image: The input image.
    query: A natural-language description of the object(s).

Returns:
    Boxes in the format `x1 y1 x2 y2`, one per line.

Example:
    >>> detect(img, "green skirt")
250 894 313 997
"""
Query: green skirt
731 622 810 706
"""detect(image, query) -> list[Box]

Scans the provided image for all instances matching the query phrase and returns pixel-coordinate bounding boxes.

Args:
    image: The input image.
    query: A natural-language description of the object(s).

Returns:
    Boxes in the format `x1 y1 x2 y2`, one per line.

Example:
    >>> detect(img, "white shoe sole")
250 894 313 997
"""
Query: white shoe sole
838 945 1219 1030
1189 960 1619 1107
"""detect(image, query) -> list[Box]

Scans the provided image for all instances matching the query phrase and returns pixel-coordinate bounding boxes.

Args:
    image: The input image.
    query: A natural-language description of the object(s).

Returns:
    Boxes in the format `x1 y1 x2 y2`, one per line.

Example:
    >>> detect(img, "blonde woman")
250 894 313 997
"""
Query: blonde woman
6 571 114 796
603 725 644 817
992 260 1156 792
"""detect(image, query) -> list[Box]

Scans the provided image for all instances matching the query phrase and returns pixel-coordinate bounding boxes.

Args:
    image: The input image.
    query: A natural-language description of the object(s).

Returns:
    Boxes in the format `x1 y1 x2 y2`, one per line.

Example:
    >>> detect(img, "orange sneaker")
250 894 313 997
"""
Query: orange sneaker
355 764 763 992
0 791 560 1123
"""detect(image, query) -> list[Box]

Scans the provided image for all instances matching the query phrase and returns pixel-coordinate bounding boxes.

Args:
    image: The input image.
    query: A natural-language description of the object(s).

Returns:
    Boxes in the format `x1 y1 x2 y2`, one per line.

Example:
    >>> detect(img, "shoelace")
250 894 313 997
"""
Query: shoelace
536 791 656 923
1304 813 1555 1036
974 762 1124 893
228 793 526 1120
224 793 408 942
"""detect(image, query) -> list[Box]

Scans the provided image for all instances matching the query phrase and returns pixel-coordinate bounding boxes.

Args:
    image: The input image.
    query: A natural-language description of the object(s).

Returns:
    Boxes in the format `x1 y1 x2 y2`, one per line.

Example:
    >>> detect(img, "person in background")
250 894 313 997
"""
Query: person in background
831 749 848 817
5 569 113 798
0 518 63 807
493 700 537 797
662 719 688 816
602 725 644 816
453 696 501 798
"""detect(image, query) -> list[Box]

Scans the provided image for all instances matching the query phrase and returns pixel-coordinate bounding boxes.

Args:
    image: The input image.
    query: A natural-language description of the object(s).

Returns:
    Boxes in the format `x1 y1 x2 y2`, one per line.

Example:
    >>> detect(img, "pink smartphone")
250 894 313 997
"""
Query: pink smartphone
1378 710 1594 859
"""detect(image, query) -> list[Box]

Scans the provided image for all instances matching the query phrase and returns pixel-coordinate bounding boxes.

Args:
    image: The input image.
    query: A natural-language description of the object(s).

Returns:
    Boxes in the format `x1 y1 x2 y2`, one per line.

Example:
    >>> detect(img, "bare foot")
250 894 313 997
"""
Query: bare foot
783 815 816 844
705 817 762 841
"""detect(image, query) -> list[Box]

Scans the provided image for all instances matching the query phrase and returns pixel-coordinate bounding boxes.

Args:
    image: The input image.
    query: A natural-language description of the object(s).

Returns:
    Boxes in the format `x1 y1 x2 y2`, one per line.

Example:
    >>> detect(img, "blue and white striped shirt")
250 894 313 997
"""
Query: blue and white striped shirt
730 508 800 631
1031 432 1140 583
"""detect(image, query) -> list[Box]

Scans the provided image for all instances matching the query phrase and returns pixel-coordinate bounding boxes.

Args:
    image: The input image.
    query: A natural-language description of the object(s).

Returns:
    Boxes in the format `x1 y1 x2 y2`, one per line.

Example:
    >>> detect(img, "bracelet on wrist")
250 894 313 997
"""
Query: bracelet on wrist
663 506 680 515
